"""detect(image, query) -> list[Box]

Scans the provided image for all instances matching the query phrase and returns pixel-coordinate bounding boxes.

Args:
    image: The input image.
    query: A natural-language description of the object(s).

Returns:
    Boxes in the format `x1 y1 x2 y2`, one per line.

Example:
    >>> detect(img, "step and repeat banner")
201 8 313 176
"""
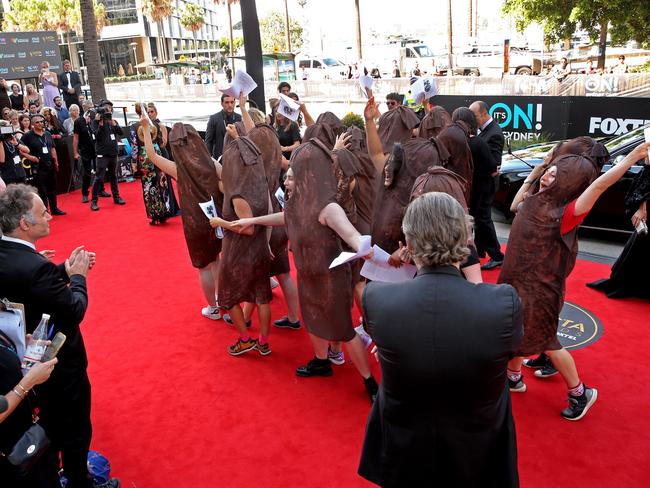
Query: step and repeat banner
0 31 62 79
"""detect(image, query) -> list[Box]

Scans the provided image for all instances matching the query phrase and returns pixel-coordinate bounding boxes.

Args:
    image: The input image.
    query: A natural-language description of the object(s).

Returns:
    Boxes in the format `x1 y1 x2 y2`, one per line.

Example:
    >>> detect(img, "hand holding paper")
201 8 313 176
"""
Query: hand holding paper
199 198 224 239
278 94 301 122
329 235 372 268
219 70 258 98
360 245 417 283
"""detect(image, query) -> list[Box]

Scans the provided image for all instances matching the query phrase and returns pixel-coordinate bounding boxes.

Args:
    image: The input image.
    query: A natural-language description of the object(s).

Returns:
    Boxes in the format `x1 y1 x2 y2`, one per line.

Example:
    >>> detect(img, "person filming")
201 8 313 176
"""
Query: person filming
90 100 125 211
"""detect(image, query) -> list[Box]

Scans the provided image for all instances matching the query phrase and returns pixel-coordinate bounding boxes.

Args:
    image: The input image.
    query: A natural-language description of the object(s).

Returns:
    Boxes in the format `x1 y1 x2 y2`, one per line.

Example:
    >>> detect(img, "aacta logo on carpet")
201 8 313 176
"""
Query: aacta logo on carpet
557 302 603 350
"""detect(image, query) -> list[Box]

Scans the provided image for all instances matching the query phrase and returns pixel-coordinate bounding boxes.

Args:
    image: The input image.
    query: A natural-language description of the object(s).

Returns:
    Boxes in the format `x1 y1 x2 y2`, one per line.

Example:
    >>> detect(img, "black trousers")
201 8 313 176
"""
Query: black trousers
34 164 59 211
80 156 95 196
63 93 80 110
91 155 119 201
471 178 504 261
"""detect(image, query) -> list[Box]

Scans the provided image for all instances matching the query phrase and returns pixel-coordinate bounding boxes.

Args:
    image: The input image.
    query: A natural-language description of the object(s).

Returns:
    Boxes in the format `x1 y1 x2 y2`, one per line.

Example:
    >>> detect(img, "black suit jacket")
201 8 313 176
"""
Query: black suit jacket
0 239 88 374
478 119 505 166
204 110 242 160
58 70 82 101
359 265 523 488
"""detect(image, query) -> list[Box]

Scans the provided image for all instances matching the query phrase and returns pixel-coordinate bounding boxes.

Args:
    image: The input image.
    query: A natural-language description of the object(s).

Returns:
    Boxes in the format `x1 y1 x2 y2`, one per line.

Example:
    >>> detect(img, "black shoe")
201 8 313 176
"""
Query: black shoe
224 313 251 328
273 316 301 330
51 208 66 216
113 196 126 205
561 386 598 421
90 201 99 211
364 376 378 403
481 259 503 270
94 478 120 488
99 190 112 198
534 363 559 378
82 195 89 203
523 354 550 369
296 357 333 377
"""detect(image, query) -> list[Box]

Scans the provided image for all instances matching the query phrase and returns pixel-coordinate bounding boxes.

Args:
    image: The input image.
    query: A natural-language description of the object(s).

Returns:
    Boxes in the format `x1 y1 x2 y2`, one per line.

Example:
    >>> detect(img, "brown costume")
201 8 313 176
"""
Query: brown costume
303 123 336 149
498 154 599 356
418 106 451 139
377 106 420 154
410 166 468 210
372 137 449 253
437 121 474 203
168 123 222 268
218 136 272 310
285 139 355 342
248 123 290 276
316 111 346 137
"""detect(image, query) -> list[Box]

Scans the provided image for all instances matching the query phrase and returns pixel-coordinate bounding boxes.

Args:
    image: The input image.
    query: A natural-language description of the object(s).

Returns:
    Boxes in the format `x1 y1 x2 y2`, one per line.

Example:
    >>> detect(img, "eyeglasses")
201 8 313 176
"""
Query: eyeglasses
386 101 397 106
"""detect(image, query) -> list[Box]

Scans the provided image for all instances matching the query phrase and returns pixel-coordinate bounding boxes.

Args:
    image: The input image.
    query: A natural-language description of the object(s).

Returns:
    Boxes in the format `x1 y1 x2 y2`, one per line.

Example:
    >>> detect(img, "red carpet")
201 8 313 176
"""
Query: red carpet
38 182 650 487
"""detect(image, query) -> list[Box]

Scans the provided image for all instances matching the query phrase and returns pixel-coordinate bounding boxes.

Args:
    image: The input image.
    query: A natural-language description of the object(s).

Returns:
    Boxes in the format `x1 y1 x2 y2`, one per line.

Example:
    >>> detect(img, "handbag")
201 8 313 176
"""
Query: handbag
1 422 51 476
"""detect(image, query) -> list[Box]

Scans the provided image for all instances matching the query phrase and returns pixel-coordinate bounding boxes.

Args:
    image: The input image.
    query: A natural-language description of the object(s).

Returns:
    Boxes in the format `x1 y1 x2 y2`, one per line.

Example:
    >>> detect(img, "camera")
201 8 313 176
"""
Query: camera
635 219 648 235
95 106 112 121
0 125 17 142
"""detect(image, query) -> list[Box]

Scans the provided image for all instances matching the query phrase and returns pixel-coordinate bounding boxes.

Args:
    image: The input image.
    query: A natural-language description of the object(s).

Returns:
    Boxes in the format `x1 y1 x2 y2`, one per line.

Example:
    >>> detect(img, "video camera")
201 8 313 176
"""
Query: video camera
94 106 112 121
0 125 17 142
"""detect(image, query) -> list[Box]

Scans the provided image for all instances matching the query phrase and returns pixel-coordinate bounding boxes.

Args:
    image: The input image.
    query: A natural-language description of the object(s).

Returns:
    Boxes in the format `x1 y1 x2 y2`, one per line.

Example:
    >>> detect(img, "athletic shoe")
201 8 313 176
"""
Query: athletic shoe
534 363 559 378
355 324 372 348
273 316 301 330
327 346 345 365
270 277 280 289
296 357 333 377
201 305 222 321
81 195 89 203
94 479 120 488
561 386 598 421
98 190 111 198
523 354 550 369
90 201 99 211
256 341 272 356
223 313 251 328
228 337 257 356
508 377 527 393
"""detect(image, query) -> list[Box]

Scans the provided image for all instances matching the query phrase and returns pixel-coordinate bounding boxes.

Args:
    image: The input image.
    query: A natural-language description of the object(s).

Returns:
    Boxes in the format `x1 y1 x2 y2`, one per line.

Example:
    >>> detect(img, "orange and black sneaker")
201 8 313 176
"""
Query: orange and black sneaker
256 341 272 356
228 337 257 356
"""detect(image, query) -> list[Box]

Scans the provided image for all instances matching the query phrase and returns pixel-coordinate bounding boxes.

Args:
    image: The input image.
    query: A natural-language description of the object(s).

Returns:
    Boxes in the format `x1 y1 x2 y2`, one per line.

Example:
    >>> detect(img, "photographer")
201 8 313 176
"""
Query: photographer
90 100 125 211
0 121 29 185
73 101 98 204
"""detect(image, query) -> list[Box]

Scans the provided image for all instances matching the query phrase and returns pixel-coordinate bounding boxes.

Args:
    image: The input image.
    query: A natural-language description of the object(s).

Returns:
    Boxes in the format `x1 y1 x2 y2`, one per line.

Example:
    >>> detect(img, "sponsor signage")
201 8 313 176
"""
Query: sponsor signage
0 31 62 79
557 301 603 350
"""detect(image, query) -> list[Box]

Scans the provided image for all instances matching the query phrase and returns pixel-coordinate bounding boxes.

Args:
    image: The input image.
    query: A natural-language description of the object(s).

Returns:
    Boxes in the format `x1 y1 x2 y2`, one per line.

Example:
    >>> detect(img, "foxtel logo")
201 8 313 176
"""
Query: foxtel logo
589 117 650 136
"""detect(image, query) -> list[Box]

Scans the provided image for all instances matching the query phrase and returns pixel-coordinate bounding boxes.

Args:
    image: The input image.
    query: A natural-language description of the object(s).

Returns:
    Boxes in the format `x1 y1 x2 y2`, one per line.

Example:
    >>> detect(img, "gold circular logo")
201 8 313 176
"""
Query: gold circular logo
557 301 603 350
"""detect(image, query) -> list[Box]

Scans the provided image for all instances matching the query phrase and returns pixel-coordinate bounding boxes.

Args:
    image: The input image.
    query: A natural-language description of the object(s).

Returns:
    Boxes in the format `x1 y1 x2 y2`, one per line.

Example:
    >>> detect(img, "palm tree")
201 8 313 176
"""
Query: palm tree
284 0 291 53
447 0 454 73
141 0 174 62
354 0 362 60
179 3 205 62
468 0 473 39
214 0 240 60
79 0 106 101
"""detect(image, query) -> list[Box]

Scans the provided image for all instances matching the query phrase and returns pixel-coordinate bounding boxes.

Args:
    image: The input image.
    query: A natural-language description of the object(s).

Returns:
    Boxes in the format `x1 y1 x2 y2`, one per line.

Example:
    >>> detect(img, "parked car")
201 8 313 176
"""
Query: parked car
494 124 649 232
295 56 347 80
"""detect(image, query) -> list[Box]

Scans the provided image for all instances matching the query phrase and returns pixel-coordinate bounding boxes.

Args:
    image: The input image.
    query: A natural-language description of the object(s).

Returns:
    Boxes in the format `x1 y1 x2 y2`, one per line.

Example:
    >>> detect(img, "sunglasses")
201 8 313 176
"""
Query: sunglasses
386 101 397 106
32 120 44 124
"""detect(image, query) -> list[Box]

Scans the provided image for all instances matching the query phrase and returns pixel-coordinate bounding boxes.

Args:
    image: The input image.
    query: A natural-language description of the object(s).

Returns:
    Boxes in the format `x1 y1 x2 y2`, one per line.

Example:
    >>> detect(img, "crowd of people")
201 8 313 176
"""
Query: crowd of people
1 72 649 487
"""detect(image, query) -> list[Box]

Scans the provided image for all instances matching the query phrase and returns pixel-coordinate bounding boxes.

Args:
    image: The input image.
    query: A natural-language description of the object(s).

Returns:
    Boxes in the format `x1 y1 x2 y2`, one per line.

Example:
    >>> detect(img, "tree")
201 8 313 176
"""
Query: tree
218 36 244 54
447 0 454 72
214 0 240 60
179 3 205 61
2 0 54 31
141 0 174 62
259 11 303 53
354 0 362 60
79 0 106 101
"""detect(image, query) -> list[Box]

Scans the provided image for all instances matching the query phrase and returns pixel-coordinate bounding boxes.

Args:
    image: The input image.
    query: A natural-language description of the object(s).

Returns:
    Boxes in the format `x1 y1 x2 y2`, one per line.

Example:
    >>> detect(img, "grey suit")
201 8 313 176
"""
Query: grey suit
359 265 523 488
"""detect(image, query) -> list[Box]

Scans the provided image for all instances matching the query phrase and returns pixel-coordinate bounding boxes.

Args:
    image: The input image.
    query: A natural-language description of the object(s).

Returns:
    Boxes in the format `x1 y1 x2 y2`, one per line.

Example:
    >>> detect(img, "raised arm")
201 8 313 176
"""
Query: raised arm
510 157 552 213
140 115 177 179
239 92 254 132
298 102 315 127
363 97 387 173
574 142 650 216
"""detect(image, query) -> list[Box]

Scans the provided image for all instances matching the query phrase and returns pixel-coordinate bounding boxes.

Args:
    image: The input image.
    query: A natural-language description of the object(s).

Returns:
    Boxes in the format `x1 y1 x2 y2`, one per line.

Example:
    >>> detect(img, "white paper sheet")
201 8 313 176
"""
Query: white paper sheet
277 94 300 122
199 198 224 239
360 245 417 283
0 308 26 359
275 187 286 208
219 70 258 98
644 127 650 161
358 75 373 98
329 235 372 269
411 76 437 105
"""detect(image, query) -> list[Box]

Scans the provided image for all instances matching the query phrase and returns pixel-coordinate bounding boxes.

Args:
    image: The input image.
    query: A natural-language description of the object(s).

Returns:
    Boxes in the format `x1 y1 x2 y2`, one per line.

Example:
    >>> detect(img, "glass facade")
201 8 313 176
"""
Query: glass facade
99 38 136 76
100 0 138 27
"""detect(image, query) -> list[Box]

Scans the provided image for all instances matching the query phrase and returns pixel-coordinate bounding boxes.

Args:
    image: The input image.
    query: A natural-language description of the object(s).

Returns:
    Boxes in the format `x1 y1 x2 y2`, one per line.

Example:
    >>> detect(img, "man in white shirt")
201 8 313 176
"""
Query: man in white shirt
58 60 82 109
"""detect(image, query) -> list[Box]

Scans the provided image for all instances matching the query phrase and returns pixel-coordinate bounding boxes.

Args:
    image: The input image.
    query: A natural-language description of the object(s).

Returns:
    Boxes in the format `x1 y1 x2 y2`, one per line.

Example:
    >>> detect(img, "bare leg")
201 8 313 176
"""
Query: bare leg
461 263 483 284
546 348 580 388
508 356 524 372
308 332 329 359
344 335 372 378
277 272 300 322
227 304 249 336
258 303 271 338
198 259 219 305
243 302 255 321
329 341 342 353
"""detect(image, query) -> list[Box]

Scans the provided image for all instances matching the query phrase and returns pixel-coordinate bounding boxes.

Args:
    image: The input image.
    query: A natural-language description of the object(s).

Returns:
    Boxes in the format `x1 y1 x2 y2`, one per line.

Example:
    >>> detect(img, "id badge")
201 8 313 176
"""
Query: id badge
14 155 21 165
110 134 116 141
92 134 96 140
42 146 49 154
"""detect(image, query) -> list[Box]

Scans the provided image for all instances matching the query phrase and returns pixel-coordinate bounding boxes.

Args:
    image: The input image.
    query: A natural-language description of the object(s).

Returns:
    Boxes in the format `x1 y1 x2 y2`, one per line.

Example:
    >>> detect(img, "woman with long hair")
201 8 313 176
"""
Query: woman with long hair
39 62 59 109
23 84 42 111
41 107 64 139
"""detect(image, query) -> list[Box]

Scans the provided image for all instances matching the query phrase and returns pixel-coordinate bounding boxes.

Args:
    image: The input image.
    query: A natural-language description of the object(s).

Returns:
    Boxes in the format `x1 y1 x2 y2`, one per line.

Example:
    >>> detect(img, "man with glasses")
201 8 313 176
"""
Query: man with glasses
385 92 402 111
20 115 66 215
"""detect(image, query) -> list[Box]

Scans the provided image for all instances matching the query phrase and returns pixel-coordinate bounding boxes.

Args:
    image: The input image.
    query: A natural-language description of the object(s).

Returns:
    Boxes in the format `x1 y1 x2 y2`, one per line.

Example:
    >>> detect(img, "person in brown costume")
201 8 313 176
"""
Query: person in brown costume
436 119 474 204
499 137 650 421
209 128 274 356
417 103 451 139
139 115 223 321
376 104 420 154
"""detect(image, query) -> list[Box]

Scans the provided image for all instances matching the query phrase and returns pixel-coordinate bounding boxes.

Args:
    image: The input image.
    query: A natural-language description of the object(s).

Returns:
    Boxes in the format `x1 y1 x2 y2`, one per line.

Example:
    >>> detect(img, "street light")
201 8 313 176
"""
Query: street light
130 42 139 77
78 50 86 84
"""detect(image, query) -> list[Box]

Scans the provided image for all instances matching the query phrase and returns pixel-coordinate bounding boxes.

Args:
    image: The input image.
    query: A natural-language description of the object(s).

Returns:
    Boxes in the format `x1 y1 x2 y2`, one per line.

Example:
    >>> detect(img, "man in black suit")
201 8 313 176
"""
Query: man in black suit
0 184 116 488
470 100 506 270
359 192 523 488
58 59 82 109
204 94 241 161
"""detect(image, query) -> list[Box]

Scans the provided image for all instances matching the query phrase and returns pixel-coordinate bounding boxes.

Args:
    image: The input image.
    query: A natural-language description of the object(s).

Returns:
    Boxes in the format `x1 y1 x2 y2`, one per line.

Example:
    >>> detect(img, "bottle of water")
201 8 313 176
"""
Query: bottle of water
21 313 50 373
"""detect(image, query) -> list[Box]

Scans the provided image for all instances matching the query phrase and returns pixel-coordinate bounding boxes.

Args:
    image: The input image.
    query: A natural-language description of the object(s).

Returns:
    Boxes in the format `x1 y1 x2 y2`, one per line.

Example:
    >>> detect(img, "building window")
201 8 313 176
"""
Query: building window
99 0 138 27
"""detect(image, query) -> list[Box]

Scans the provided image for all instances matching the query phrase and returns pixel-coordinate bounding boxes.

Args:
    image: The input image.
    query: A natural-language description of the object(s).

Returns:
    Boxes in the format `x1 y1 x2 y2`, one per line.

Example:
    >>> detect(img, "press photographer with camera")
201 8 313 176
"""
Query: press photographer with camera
90 100 125 212
0 121 29 185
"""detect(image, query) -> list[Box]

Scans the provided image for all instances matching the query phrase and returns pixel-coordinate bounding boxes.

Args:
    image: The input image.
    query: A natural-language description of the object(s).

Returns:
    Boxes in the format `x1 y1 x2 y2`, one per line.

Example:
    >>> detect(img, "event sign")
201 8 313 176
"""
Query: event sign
0 31 62 79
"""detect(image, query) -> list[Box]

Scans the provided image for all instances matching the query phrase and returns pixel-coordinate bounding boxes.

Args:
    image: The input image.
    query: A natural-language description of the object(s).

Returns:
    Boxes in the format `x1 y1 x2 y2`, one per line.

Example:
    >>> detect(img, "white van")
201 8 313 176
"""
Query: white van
296 56 348 80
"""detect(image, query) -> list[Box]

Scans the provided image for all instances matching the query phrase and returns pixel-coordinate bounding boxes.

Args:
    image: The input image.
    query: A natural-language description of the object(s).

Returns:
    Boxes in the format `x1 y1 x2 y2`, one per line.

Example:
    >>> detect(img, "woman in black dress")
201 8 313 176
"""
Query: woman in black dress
41 108 64 140
275 111 301 161
9 84 24 111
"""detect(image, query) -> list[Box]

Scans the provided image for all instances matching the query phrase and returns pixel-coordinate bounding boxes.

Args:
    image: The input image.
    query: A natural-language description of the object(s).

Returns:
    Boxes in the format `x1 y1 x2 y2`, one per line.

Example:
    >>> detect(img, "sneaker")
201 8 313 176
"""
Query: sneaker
256 341 272 356
327 346 345 365
94 479 120 488
81 195 89 203
508 377 527 393
90 201 99 211
534 363 559 378
523 354 550 369
270 277 280 289
561 386 598 421
355 324 372 348
201 305 222 321
273 316 301 330
99 190 112 198
223 313 251 328
113 196 126 205
296 357 333 377
228 337 257 356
